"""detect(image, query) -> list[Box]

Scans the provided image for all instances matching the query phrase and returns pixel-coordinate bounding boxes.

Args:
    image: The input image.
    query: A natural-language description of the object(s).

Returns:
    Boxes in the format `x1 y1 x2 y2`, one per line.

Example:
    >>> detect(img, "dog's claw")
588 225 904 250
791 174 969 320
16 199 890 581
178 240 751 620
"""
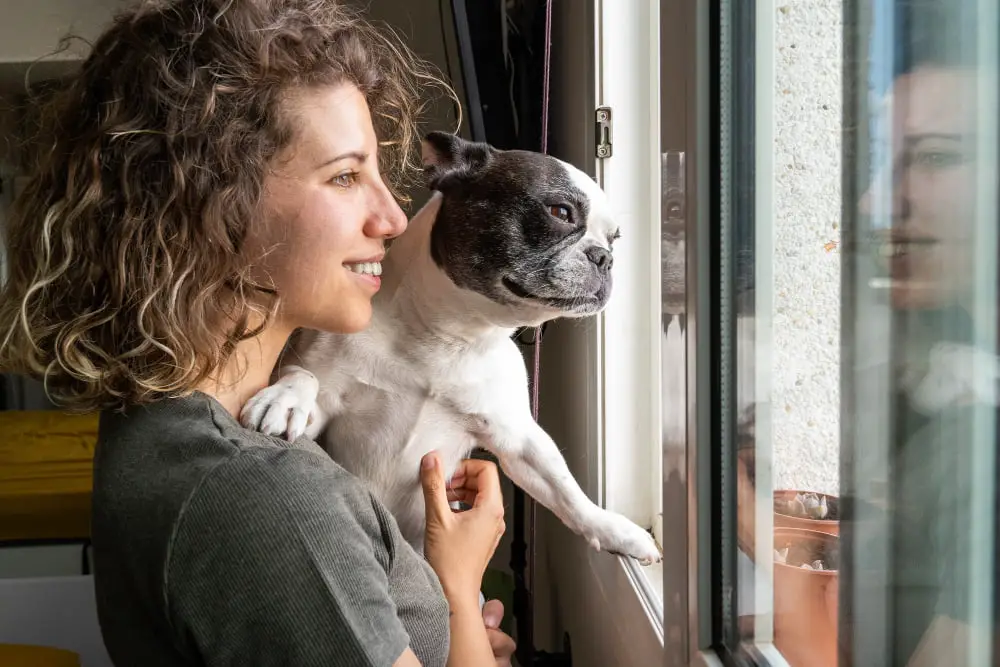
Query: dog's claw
240 371 320 441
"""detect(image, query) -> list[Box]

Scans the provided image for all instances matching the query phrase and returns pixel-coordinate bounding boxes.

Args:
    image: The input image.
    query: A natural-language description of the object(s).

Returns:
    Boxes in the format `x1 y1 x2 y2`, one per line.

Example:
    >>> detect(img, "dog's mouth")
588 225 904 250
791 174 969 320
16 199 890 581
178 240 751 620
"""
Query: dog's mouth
502 276 600 310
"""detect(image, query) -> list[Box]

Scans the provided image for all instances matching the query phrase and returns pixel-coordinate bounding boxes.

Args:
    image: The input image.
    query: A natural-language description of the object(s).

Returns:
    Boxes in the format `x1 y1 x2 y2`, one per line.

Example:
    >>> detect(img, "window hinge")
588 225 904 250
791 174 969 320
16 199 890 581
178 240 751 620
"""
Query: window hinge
595 106 613 158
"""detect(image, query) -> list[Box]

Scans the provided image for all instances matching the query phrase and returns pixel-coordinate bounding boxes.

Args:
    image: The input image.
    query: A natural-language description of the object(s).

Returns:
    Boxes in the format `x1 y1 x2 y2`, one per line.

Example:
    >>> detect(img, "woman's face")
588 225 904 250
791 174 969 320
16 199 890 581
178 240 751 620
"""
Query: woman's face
254 83 407 334
859 67 978 310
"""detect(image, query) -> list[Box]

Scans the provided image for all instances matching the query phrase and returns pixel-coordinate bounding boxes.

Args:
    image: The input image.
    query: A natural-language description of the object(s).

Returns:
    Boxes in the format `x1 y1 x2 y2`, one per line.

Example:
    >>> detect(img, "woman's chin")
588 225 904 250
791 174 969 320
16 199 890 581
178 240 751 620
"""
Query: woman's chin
890 283 947 311
317 302 374 335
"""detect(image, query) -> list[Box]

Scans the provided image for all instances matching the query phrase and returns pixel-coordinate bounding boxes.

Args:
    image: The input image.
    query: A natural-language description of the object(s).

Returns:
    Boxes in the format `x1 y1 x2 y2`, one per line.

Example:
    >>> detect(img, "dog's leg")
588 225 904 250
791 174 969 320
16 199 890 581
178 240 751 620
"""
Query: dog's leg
487 419 662 565
240 364 329 441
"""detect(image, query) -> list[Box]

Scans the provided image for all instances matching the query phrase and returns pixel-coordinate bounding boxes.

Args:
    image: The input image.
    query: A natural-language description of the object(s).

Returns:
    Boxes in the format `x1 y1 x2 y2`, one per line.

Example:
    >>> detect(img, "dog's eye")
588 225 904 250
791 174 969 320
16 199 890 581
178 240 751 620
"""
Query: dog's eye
609 229 622 246
549 205 571 222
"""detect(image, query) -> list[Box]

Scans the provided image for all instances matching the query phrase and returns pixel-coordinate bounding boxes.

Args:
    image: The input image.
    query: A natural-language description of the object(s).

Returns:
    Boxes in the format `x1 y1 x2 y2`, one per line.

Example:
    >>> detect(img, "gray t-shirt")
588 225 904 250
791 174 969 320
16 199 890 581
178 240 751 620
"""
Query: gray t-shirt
91 391 450 666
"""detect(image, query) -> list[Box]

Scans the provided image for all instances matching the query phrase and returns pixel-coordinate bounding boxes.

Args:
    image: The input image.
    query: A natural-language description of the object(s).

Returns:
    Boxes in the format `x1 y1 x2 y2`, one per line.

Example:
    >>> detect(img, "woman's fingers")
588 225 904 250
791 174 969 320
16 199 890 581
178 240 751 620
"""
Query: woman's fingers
448 459 497 489
419 452 453 522
492 521 504 552
470 462 502 509
486 628 516 666
446 488 474 504
445 459 503 509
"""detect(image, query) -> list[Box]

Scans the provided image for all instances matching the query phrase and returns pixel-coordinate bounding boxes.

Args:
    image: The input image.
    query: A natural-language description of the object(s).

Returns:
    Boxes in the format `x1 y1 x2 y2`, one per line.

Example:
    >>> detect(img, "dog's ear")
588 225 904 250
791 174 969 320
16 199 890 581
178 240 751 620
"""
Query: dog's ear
421 131 496 192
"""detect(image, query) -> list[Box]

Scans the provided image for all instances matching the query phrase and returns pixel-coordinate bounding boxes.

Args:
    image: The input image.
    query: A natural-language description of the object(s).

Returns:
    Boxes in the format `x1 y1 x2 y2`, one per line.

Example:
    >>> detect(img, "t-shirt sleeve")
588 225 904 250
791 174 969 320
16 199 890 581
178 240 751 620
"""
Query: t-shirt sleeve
164 446 410 667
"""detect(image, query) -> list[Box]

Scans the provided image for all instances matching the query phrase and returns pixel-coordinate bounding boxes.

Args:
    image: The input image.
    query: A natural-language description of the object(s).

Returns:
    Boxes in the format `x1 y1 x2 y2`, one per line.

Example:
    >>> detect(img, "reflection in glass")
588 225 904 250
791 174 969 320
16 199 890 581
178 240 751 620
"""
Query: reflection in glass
729 2 998 666
730 4 844 666
844 3 998 666
659 149 689 662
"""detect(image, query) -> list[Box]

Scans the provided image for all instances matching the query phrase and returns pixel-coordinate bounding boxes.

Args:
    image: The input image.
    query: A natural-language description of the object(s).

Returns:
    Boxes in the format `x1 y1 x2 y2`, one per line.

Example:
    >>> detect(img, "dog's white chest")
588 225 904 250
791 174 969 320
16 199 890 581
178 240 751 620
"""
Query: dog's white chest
314 343 509 545
322 376 484 472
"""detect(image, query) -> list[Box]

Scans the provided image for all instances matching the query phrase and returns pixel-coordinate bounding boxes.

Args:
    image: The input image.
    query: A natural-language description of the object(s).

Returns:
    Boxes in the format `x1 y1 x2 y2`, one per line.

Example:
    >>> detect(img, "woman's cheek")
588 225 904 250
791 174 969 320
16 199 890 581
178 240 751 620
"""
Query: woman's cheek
927 168 975 235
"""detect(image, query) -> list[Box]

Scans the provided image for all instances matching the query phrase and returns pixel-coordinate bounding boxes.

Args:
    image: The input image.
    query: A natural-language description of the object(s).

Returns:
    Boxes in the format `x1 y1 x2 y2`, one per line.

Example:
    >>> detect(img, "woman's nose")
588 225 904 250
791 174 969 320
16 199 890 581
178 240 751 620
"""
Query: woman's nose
366 185 408 240
858 163 911 224
859 187 873 216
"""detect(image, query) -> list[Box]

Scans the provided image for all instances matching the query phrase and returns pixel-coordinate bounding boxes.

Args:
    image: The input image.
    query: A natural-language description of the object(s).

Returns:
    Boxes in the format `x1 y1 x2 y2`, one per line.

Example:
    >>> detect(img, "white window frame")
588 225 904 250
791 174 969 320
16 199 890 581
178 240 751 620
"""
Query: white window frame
592 2 782 666
538 2 784 665
592 0 678 656
595 0 663 552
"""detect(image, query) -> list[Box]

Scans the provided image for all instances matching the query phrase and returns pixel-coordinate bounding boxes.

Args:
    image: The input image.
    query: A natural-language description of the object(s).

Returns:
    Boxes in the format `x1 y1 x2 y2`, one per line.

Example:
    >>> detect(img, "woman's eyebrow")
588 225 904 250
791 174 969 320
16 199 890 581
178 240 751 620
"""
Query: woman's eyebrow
315 150 369 170
904 132 965 144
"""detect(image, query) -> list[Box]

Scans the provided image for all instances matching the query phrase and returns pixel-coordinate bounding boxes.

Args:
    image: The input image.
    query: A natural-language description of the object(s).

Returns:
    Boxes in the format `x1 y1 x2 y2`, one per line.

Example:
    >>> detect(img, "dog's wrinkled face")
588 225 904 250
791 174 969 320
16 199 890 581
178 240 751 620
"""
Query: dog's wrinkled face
423 132 620 318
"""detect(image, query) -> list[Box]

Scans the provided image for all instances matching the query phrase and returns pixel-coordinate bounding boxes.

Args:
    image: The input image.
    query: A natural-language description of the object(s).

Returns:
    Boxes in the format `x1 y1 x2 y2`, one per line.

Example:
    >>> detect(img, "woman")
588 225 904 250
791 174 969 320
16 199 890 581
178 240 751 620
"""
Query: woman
858 60 984 667
0 1 513 665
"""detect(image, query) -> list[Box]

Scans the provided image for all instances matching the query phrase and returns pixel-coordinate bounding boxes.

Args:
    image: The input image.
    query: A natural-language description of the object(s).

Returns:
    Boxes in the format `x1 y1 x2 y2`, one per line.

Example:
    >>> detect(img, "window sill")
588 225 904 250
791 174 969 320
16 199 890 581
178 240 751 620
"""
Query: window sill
620 554 663 642
624 550 788 667
620 550 734 667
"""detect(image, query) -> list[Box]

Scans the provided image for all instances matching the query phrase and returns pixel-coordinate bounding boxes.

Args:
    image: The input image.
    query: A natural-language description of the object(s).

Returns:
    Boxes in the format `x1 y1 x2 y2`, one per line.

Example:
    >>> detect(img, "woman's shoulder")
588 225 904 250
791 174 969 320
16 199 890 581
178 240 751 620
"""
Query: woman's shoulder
92 397 425 667
95 390 374 513
93 391 387 568
98 390 326 457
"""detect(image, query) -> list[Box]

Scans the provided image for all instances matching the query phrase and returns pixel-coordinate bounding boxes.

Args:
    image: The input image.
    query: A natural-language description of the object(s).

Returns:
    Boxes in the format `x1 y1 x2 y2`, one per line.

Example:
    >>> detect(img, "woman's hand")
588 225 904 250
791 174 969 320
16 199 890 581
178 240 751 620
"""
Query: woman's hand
482 599 516 667
420 451 506 609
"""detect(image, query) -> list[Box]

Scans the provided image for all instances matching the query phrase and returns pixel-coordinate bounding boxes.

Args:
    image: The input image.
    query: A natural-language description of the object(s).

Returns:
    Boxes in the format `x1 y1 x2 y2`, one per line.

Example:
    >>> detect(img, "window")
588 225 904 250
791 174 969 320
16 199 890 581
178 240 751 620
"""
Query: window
579 0 1000 665
645 1 1000 666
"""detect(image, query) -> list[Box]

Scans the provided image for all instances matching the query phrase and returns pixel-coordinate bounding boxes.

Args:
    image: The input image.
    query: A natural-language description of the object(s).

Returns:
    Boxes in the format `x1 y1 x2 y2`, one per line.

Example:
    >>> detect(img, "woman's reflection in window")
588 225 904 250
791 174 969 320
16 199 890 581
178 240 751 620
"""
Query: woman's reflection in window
859 58 993 667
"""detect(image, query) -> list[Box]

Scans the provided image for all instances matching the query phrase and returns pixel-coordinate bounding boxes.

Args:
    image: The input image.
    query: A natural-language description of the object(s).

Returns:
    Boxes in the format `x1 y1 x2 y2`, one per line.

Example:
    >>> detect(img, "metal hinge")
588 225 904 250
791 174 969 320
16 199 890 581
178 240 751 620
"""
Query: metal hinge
595 106 613 158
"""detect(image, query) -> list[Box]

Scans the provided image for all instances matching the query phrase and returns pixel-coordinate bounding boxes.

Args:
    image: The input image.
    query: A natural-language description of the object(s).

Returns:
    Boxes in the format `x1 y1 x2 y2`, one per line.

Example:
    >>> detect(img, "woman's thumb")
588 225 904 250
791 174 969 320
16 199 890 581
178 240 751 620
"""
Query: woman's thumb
420 452 450 520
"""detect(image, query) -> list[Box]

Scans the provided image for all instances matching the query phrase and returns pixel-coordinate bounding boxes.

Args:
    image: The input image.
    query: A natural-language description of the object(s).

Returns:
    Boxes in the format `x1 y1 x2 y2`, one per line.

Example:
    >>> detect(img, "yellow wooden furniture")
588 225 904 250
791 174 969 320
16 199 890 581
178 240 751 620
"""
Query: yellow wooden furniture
0 643 81 666
0 411 99 543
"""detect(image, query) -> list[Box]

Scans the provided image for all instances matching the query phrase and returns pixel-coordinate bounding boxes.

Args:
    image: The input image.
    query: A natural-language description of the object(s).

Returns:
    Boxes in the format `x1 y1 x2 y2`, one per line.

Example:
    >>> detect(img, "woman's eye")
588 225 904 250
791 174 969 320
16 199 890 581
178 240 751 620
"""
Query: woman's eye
331 172 359 188
912 150 965 170
549 205 571 221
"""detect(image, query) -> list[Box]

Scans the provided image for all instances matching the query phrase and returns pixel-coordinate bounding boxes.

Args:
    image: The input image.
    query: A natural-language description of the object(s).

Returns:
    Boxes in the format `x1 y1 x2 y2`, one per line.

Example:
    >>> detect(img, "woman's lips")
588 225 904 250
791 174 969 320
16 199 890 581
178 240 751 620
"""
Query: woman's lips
877 237 938 259
867 236 942 293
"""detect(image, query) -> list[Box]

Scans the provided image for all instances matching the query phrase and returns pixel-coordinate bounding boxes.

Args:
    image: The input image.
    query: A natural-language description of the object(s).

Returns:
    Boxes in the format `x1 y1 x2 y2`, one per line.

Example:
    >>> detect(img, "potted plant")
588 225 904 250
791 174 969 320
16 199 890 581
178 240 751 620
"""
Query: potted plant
774 489 840 535
773 527 839 667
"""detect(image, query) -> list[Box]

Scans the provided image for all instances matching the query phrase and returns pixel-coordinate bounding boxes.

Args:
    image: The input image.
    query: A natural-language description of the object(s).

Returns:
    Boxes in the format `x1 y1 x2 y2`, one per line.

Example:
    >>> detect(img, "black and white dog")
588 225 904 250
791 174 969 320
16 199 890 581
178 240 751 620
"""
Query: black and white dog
241 132 661 565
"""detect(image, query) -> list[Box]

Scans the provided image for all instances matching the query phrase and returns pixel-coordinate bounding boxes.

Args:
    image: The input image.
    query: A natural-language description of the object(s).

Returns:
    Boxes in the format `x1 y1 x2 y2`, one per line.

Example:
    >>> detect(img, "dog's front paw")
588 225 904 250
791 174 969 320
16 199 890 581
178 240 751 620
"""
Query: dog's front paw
240 371 320 441
583 510 662 565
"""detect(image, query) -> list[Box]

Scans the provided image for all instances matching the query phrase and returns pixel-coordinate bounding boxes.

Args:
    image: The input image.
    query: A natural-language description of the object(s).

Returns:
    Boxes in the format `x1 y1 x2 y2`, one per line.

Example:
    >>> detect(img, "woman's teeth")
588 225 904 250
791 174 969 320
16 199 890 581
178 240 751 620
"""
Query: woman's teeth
878 239 936 258
345 261 382 276
879 243 908 258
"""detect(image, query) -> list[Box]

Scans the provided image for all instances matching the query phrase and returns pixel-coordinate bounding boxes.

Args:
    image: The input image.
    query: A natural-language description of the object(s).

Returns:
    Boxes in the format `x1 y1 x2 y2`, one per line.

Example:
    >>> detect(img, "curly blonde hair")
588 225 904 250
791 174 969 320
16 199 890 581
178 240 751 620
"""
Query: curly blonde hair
0 0 456 413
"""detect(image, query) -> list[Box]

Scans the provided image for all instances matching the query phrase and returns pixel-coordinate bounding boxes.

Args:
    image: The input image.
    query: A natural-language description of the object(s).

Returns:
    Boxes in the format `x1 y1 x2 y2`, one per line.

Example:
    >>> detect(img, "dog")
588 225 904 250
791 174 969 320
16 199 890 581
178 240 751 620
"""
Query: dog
240 132 661 565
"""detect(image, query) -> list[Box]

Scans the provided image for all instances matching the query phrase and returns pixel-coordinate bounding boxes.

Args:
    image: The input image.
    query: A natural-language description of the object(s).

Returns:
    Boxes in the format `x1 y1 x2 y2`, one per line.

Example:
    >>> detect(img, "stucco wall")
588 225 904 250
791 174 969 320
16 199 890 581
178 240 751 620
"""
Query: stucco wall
771 2 843 495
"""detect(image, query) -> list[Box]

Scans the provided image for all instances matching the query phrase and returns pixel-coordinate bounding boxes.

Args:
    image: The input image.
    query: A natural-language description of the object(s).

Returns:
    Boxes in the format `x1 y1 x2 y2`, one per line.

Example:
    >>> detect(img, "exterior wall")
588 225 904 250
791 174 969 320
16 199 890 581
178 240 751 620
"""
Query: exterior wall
771 2 843 495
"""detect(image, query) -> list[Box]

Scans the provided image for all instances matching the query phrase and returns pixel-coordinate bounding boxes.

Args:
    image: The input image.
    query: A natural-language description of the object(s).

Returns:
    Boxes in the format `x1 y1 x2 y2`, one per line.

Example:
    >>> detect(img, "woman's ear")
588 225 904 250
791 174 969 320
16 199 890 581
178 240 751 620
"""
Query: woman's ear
421 131 497 192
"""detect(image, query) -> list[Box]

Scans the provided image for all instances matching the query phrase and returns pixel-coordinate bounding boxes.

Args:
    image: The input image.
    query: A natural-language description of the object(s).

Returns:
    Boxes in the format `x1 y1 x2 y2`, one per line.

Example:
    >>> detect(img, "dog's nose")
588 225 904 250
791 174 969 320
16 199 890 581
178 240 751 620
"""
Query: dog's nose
586 246 613 272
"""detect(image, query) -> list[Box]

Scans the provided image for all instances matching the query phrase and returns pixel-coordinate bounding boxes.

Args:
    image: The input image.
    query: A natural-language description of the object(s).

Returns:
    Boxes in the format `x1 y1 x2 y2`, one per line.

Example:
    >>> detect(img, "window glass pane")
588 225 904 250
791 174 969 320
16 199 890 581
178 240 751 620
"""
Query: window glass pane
730 1 999 665
844 1 998 665
728 2 846 663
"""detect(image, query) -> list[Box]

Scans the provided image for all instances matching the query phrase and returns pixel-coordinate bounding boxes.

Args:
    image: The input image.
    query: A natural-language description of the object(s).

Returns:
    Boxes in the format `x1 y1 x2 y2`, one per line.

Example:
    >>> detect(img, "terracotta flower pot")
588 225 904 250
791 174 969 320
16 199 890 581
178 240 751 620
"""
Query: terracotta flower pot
773 528 839 667
774 489 840 535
